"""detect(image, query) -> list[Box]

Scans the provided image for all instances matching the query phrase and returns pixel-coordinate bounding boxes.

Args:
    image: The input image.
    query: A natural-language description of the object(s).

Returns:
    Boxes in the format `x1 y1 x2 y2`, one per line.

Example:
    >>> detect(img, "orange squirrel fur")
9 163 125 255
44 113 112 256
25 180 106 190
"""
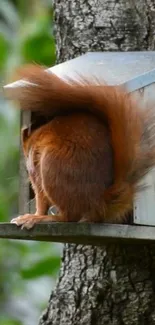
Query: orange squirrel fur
9 65 155 229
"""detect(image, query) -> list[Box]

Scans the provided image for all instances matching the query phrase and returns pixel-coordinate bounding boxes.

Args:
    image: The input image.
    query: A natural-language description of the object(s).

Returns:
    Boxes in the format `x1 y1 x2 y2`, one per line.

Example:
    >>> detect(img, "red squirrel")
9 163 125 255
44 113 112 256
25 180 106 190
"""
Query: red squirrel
9 65 155 229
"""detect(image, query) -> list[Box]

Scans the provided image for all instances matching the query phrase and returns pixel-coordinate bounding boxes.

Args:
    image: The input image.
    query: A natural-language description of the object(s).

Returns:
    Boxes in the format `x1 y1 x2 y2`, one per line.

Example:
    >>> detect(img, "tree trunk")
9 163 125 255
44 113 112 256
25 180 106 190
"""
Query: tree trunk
39 1 155 324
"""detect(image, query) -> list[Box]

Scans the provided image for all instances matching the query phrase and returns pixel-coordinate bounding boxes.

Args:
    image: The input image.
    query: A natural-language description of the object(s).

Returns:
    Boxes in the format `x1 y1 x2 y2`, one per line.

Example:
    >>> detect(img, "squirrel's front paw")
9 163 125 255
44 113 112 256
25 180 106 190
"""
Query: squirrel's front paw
11 214 39 229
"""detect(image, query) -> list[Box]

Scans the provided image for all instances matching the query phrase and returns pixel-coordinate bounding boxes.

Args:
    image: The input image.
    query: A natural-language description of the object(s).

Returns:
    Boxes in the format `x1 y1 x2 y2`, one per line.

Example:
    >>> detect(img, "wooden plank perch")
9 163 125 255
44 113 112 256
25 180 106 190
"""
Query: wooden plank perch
0 223 155 245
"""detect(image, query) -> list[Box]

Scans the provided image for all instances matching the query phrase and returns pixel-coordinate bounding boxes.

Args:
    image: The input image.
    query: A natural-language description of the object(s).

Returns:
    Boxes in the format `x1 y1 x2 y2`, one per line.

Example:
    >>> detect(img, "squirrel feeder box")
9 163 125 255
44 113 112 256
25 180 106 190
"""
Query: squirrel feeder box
4 51 155 229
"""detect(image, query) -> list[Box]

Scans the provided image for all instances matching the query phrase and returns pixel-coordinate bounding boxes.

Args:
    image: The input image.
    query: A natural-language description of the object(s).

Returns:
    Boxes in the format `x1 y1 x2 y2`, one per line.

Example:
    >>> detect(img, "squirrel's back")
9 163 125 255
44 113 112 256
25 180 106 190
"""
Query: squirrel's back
24 111 114 221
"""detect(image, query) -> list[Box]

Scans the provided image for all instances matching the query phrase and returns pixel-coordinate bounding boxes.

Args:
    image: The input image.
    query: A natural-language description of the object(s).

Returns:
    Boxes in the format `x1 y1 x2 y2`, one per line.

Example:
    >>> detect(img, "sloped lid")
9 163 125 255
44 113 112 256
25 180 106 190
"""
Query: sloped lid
4 51 155 99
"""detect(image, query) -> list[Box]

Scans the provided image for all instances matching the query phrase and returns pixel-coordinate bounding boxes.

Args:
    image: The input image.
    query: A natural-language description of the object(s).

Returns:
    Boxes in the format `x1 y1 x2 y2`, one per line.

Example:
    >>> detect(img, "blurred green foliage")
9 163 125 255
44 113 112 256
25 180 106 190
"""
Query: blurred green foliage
0 0 56 78
0 1 61 324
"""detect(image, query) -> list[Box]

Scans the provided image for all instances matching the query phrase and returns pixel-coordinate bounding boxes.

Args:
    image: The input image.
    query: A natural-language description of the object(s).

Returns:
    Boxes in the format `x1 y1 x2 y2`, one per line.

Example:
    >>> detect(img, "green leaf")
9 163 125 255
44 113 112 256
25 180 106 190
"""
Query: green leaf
0 35 10 71
21 256 60 279
20 12 56 66
21 33 56 66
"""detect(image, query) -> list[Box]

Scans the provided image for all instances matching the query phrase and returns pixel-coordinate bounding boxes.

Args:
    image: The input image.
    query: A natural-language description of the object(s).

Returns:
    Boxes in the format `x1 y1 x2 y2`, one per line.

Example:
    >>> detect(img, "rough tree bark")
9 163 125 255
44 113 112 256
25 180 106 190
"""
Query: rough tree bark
39 1 155 324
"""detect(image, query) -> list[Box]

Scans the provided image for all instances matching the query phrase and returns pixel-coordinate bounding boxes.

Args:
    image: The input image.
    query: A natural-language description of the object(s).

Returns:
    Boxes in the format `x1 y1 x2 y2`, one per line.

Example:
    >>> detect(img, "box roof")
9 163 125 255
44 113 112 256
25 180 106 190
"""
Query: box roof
4 51 155 98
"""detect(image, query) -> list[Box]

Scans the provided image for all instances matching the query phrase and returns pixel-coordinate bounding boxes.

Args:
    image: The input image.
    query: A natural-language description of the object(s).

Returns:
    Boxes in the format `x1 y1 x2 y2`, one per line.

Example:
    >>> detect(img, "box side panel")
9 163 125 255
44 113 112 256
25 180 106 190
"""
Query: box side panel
19 111 31 215
133 84 155 226
134 171 155 226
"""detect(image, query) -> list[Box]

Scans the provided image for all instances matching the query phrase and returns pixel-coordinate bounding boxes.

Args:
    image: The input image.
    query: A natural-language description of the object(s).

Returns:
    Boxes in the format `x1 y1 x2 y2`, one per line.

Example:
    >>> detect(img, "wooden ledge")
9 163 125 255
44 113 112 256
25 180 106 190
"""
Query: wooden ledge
0 222 155 245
